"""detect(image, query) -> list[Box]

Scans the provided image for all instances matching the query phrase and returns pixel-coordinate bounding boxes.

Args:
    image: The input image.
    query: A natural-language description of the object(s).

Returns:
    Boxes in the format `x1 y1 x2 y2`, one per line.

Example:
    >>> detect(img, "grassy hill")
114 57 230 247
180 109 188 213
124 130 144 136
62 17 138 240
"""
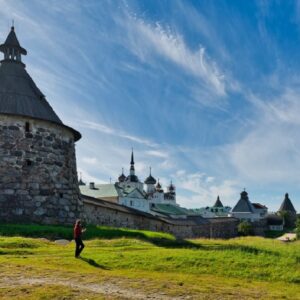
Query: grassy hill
0 224 299 299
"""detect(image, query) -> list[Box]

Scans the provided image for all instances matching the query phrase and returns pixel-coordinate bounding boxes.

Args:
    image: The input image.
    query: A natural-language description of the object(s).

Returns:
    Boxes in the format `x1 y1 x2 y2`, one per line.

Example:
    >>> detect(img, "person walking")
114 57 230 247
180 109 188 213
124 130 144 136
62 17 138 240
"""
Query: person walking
74 219 86 258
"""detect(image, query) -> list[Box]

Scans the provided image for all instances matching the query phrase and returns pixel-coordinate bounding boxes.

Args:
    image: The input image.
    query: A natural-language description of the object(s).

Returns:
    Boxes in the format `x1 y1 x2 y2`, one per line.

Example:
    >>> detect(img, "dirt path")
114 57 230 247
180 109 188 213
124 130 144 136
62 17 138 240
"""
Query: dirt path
0 276 190 300
277 233 297 242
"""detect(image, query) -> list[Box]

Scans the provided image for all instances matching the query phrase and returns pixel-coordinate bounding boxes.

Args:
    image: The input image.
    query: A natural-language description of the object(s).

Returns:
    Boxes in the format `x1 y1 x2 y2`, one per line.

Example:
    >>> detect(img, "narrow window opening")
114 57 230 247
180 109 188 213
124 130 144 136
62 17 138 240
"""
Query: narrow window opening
26 159 32 166
59 193 63 198
25 122 30 133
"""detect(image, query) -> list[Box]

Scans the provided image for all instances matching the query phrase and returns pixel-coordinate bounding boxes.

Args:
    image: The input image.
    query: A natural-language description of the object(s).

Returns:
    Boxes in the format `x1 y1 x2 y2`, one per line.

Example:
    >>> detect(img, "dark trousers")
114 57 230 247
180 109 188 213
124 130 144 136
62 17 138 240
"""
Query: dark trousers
75 237 85 257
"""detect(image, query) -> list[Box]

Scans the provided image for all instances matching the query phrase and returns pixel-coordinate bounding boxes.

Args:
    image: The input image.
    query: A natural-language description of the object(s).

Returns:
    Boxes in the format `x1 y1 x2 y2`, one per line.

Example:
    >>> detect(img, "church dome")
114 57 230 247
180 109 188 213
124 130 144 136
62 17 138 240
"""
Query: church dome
118 172 126 182
144 174 157 185
169 182 175 191
126 174 139 183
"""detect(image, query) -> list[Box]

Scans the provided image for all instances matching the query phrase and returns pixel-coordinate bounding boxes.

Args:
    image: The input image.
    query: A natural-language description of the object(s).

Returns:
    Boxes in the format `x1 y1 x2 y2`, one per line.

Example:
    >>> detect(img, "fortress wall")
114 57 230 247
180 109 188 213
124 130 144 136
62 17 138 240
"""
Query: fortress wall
0 115 82 224
252 219 268 236
83 198 239 239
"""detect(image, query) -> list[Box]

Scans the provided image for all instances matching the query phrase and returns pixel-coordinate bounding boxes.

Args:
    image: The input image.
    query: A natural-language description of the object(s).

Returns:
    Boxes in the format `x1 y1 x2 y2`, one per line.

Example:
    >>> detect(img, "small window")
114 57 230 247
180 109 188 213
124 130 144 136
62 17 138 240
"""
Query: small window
25 122 30 133
26 159 32 166
59 193 63 198
130 200 133 206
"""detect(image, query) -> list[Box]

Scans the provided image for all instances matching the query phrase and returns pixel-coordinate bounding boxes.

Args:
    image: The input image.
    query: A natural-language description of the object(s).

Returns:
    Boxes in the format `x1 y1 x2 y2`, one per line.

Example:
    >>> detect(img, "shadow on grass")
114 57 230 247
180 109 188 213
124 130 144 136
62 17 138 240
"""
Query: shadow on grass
84 226 202 249
0 223 202 250
79 257 111 270
202 244 280 256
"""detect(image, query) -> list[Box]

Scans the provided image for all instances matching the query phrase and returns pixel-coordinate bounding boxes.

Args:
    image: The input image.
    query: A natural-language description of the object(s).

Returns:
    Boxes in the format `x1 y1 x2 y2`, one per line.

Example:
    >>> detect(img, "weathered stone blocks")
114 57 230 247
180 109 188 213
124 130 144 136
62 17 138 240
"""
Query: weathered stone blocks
0 115 83 224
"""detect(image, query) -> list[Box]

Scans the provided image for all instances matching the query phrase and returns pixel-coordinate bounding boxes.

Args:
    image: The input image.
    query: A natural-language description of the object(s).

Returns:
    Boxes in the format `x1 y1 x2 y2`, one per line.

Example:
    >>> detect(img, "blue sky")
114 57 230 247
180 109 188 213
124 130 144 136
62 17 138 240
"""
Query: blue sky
1 0 300 212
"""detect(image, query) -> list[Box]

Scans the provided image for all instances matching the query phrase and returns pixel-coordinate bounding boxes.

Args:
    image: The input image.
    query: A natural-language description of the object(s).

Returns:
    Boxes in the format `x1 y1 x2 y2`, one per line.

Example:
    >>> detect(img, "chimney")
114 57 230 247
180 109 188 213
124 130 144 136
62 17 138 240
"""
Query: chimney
89 182 95 189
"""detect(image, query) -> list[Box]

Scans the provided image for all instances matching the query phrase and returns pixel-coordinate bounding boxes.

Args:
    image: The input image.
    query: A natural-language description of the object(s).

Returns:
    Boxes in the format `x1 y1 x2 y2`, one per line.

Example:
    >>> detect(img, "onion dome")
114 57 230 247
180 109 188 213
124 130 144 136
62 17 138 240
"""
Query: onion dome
144 167 157 185
168 181 175 192
156 180 162 190
118 168 126 182
156 179 163 193
126 174 139 182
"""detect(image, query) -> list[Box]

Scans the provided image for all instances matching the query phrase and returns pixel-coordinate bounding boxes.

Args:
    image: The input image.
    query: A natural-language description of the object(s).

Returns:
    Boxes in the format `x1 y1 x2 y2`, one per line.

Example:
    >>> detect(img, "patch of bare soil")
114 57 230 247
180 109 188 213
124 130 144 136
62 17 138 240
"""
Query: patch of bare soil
0 276 191 300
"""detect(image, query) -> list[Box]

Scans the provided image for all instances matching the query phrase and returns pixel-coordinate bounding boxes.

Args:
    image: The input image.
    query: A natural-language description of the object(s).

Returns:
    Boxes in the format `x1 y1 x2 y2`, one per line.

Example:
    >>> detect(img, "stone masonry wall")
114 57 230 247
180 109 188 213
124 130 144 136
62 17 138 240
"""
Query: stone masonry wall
0 115 82 224
83 199 239 239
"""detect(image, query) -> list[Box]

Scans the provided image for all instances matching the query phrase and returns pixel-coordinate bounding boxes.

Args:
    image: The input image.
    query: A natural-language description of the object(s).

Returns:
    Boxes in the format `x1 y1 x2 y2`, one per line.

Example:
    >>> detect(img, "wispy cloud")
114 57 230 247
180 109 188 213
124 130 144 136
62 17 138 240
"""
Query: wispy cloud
125 17 226 97
79 120 158 148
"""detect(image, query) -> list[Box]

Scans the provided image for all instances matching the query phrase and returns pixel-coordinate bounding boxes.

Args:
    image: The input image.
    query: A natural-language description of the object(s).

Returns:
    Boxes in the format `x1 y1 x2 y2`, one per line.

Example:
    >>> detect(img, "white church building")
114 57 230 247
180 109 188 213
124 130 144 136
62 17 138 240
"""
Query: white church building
79 151 177 213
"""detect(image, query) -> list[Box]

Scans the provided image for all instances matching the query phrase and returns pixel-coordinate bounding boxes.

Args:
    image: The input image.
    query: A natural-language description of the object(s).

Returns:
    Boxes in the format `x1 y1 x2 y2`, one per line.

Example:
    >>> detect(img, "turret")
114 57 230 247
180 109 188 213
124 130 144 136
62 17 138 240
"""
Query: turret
213 195 223 208
168 181 176 195
0 26 27 63
156 179 163 193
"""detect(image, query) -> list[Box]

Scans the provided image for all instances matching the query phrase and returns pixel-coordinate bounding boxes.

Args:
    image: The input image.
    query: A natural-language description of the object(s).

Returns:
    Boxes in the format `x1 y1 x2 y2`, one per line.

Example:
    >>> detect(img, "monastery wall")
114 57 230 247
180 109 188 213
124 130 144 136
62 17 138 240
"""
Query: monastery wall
252 219 268 236
83 196 239 239
0 115 83 224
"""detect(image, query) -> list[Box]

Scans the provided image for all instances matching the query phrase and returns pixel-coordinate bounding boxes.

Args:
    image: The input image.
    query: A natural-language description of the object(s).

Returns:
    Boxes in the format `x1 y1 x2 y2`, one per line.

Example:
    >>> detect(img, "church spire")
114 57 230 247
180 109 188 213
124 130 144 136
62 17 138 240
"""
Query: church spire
0 25 27 63
130 149 135 175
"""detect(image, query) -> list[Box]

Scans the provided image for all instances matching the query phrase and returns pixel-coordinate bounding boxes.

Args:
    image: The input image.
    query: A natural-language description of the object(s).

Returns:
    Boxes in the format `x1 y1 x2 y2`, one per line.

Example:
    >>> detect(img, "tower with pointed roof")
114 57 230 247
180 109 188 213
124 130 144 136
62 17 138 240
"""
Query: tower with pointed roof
230 190 267 222
213 196 223 208
0 26 82 224
278 193 297 227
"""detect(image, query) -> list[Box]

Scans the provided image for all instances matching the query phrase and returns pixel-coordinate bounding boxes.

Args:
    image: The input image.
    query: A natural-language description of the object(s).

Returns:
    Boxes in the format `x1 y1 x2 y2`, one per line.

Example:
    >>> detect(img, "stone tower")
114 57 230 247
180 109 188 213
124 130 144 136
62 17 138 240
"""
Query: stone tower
0 26 83 224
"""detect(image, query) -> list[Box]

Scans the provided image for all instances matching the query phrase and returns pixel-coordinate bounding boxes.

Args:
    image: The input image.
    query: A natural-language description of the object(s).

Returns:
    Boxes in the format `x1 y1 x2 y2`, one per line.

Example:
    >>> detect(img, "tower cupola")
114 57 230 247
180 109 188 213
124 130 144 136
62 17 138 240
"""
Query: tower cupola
156 179 163 193
168 181 176 194
0 26 27 63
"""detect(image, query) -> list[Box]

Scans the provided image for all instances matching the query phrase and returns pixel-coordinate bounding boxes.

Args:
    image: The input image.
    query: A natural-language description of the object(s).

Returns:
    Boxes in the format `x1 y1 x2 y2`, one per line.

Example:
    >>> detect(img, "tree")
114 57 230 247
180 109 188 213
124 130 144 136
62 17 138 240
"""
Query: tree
278 211 297 228
296 218 300 239
238 221 253 236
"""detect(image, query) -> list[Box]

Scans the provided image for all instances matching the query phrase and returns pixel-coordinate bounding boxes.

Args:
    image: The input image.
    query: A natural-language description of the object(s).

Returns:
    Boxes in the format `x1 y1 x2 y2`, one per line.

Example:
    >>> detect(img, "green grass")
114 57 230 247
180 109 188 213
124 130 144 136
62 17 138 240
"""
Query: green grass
0 224 300 299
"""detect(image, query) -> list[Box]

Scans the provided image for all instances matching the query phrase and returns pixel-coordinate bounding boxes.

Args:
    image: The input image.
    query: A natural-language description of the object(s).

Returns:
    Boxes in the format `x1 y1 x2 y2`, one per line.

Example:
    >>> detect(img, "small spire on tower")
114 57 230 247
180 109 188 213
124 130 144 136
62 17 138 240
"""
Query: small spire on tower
0 24 27 62
130 148 134 165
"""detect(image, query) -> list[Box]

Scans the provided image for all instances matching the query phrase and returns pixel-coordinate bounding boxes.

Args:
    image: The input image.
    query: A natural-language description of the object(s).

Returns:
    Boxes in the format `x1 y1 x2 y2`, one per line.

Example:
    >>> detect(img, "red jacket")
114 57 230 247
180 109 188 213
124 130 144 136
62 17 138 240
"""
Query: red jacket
74 225 82 239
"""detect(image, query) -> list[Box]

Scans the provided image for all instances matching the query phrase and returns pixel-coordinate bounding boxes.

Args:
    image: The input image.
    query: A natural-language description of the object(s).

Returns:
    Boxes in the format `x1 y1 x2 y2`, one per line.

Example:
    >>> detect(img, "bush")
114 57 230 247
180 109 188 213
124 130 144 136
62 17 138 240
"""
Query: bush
238 221 253 236
296 218 300 239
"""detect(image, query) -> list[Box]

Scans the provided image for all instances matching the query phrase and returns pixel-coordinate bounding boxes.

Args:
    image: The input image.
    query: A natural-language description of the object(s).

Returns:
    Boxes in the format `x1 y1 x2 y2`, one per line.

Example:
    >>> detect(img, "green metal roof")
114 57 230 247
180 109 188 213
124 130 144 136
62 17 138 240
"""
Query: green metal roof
151 204 190 216
80 184 118 198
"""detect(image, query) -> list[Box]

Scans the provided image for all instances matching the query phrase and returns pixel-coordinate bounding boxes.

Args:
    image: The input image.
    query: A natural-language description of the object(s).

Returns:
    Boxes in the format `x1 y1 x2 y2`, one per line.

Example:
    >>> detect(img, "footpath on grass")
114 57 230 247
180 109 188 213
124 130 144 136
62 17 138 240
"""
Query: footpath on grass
0 275 183 300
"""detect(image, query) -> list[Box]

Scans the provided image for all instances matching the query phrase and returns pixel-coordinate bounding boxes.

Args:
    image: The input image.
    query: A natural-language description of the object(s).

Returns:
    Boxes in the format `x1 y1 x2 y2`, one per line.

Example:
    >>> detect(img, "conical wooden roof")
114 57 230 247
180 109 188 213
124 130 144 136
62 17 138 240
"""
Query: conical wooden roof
279 193 296 213
0 27 81 141
232 190 254 213
213 196 223 208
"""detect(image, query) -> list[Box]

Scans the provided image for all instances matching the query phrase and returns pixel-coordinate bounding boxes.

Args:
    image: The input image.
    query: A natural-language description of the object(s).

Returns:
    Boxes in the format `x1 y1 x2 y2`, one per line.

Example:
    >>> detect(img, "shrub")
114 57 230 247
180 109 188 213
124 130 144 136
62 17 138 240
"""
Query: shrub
238 221 253 236
296 218 300 239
